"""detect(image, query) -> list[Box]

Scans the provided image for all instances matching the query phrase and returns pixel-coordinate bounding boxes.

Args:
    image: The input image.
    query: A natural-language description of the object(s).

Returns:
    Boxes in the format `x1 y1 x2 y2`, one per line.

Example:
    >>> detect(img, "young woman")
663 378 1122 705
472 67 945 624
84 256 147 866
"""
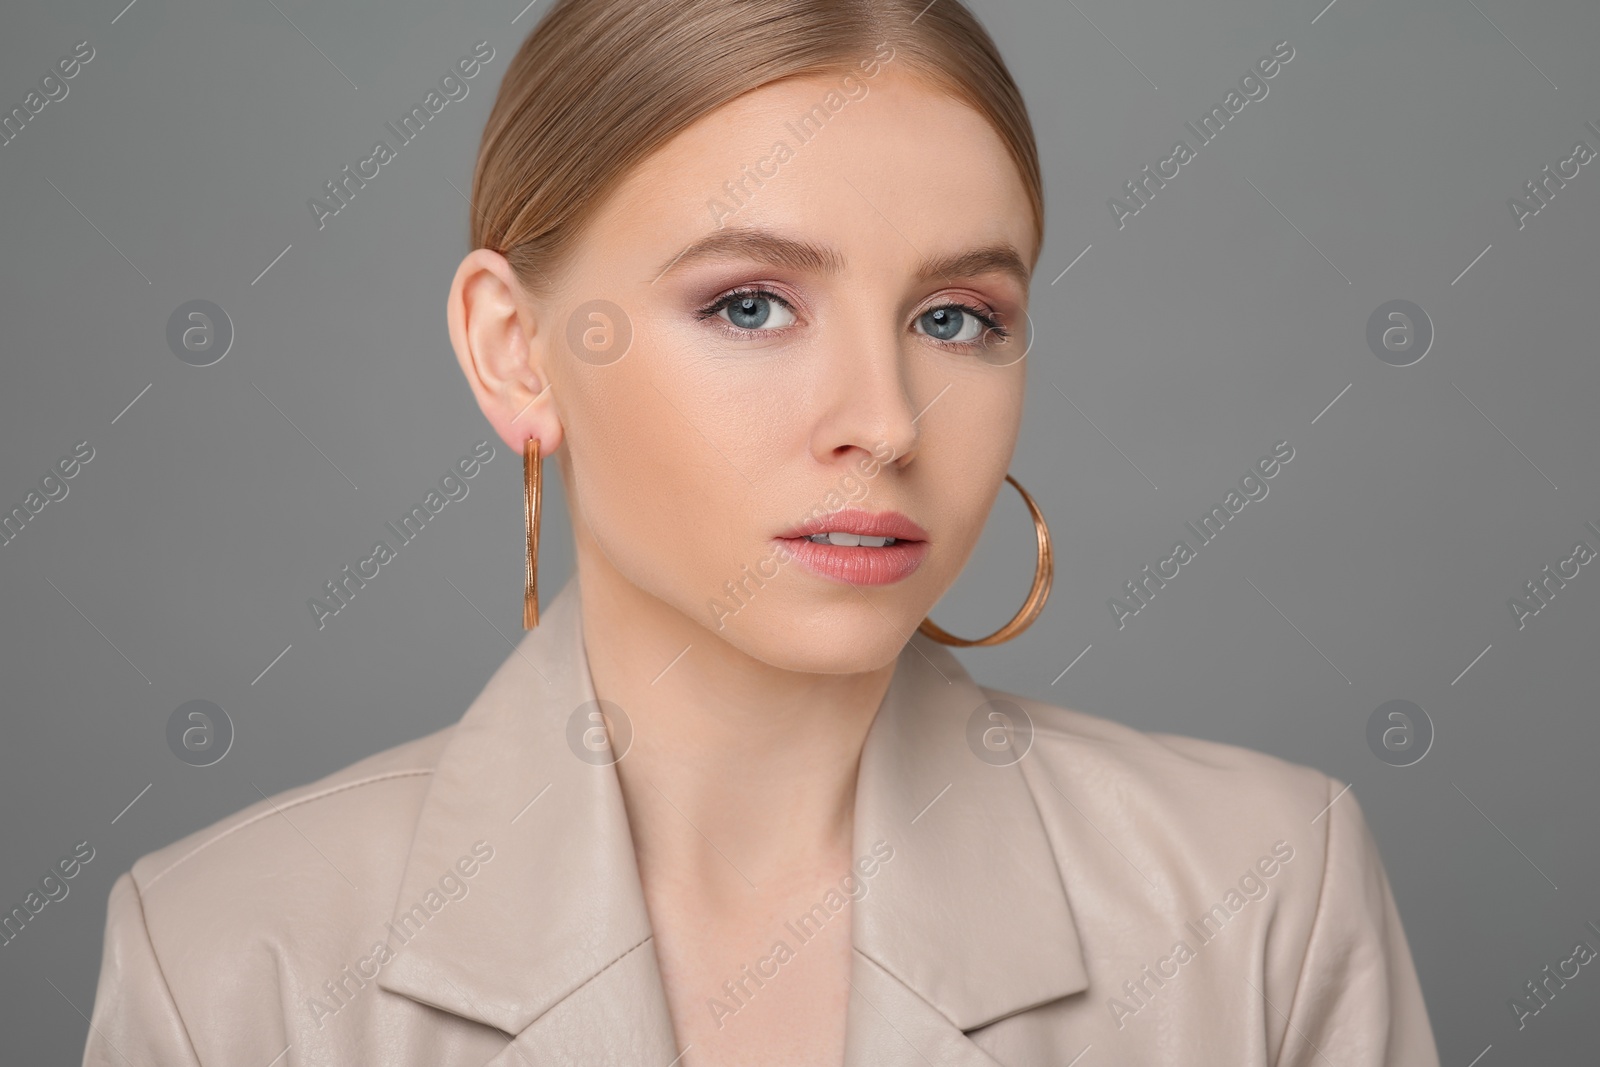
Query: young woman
82 1 1439 1064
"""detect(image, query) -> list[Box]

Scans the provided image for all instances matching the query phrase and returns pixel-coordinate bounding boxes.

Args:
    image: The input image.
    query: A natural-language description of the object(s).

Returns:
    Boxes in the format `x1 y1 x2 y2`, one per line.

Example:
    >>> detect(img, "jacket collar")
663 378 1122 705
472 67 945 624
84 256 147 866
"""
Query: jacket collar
378 574 1089 1063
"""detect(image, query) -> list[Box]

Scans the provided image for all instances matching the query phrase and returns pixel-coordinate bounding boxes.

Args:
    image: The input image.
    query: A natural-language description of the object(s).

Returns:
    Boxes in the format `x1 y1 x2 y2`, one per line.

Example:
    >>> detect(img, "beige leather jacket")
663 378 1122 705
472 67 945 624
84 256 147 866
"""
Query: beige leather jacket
82 575 1440 1065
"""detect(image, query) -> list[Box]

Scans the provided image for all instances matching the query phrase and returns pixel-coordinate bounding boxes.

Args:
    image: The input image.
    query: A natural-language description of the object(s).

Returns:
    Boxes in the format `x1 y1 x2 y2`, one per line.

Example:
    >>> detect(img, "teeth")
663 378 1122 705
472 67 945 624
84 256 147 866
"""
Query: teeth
805 532 897 547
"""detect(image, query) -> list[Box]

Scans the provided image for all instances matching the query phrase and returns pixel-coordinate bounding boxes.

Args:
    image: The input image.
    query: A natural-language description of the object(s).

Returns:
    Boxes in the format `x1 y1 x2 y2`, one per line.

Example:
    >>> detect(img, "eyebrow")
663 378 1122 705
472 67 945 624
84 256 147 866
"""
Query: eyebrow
652 227 1031 291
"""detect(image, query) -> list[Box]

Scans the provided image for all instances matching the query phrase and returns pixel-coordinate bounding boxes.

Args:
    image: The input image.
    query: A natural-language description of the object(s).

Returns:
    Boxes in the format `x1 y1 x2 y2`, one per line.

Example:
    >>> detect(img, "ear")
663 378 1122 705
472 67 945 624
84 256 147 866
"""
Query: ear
446 248 565 457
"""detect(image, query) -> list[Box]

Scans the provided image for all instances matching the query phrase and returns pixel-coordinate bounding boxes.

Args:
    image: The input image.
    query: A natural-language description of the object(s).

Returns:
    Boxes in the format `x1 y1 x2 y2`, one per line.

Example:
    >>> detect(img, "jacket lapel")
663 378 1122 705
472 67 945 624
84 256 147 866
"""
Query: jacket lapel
377 572 1090 1064
376 574 682 1064
844 631 1090 1065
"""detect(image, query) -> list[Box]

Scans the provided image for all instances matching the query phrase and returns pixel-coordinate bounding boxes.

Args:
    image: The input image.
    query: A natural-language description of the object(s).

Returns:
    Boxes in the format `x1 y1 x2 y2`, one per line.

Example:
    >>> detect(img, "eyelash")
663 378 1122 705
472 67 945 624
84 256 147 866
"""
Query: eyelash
695 286 1011 349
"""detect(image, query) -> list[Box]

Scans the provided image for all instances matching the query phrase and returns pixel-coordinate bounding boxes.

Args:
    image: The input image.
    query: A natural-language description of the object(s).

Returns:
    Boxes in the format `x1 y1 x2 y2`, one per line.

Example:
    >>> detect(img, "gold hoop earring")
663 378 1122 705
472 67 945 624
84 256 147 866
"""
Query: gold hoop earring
918 474 1052 647
524 437 541 629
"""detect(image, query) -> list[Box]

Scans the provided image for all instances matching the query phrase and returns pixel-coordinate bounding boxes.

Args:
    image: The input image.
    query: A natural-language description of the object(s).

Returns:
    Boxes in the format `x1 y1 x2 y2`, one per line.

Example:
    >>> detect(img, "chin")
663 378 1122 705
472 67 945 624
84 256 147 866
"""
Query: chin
711 597 920 675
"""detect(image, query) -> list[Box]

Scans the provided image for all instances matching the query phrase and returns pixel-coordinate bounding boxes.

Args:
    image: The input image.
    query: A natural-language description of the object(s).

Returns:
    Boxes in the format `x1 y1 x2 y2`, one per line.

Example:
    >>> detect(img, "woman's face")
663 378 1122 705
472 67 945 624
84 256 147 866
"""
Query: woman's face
463 65 1036 673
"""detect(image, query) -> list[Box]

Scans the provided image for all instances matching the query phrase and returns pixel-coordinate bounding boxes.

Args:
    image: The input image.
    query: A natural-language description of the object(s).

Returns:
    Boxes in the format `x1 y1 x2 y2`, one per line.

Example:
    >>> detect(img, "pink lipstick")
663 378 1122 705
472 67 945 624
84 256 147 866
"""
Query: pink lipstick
774 508 929 586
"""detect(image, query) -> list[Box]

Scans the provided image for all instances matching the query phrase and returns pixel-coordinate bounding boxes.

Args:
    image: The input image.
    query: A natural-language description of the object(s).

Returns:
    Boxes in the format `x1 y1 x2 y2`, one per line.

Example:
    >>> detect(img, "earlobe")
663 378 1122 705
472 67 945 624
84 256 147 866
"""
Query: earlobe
447 249 564 455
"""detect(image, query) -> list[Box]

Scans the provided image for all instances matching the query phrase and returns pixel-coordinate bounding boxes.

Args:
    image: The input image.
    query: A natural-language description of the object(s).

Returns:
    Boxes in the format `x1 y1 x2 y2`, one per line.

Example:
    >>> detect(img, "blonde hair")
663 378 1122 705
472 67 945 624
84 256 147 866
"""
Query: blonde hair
471 0 1043 294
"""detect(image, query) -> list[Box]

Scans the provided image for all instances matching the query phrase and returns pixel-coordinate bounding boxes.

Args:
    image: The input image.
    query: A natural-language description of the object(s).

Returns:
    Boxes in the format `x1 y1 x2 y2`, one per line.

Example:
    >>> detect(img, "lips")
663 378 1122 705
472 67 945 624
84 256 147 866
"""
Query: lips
773 508 929 586
775 508 928 543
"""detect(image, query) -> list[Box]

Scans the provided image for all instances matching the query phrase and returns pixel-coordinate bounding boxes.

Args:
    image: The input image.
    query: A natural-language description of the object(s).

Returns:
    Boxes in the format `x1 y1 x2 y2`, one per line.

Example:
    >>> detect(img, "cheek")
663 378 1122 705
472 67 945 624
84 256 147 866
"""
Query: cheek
912 363 1024 544
924 446 1010 580
564 344 787 606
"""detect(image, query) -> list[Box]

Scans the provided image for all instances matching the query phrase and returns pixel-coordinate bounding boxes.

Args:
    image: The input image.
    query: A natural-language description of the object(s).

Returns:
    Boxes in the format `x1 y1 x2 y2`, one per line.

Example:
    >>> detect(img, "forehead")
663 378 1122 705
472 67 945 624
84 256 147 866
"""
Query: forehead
585 67 1036 277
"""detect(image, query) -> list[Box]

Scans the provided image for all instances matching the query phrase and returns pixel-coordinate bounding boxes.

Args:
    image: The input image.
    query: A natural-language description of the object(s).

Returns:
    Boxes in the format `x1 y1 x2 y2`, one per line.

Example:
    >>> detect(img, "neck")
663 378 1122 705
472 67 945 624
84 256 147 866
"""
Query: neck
573 552 896 895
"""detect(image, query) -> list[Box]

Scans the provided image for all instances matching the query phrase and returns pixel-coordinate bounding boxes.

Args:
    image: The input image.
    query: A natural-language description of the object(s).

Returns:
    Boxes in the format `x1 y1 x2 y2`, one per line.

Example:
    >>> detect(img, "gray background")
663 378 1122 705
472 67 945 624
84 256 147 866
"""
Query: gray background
2 0 1596 1062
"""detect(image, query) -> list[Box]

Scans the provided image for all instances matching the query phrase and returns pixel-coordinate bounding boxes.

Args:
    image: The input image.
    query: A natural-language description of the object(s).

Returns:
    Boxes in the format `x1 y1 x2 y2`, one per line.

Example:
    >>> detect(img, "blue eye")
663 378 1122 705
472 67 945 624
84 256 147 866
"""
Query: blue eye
918 305 990 344
696 288 1010 350
700 289 797 332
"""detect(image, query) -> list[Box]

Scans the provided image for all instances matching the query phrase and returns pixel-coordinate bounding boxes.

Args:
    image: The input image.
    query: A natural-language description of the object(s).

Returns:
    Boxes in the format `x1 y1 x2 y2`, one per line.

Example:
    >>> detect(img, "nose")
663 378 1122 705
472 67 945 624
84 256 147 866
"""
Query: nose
809 320 920 472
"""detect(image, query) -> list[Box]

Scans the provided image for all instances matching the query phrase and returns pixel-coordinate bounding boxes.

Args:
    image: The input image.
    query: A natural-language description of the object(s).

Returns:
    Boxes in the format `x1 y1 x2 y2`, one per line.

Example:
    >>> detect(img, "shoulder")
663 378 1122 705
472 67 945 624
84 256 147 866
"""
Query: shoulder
973 691 1439 1059
122 725 455 940
977 683 1353 907
84 727 462 1064
980 683 1337 818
